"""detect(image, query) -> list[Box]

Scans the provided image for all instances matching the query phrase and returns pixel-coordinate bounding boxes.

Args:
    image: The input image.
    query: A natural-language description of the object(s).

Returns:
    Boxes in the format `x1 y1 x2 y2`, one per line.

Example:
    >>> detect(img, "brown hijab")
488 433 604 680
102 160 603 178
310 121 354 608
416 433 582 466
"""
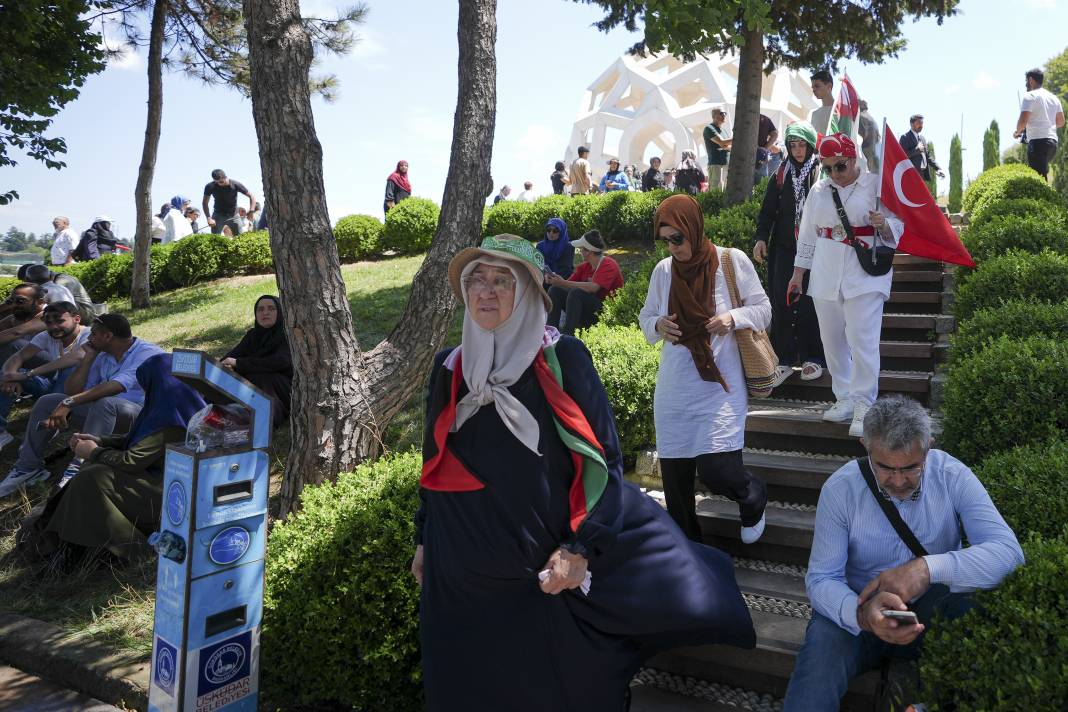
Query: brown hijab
653 194 726 389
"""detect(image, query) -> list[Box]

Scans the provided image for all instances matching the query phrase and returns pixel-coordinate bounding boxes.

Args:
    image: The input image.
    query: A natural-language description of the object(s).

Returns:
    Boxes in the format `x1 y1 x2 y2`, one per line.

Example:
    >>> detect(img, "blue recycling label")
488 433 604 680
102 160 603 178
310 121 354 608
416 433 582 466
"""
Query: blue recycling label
209 526 251 566
153 635 178 697
166 482 186 527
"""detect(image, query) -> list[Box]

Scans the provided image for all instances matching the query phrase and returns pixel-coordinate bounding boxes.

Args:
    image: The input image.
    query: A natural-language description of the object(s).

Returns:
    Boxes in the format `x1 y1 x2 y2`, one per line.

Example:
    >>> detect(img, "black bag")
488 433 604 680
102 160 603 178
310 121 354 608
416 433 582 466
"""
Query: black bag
830 187 894 276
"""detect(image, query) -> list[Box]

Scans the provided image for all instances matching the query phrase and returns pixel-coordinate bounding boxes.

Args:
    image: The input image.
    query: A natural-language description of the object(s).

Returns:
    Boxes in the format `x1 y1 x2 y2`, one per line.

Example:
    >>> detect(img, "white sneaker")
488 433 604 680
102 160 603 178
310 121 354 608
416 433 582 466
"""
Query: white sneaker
770 365 794 389
0 430 13 449
799 361 824 381
822 398 855 423
0 467 51 497
849 403 870 438
740 513 767 544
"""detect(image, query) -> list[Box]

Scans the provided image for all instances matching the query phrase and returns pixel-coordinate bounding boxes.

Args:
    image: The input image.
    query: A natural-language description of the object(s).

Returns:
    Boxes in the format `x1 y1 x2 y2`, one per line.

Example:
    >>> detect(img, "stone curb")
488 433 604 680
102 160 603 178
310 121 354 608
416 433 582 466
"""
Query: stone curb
0 612 149 711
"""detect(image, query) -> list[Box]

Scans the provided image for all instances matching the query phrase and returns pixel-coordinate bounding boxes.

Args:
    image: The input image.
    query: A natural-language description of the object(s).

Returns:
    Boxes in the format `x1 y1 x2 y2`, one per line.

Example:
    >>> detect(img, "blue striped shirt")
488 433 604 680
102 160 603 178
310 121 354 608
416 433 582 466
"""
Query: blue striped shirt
807 449 1025 635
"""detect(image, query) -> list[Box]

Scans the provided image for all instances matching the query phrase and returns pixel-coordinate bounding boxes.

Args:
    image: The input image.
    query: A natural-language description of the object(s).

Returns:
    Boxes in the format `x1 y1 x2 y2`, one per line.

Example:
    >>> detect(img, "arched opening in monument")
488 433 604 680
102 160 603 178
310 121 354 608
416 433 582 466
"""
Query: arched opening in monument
602 126 623 158
639 131 676 166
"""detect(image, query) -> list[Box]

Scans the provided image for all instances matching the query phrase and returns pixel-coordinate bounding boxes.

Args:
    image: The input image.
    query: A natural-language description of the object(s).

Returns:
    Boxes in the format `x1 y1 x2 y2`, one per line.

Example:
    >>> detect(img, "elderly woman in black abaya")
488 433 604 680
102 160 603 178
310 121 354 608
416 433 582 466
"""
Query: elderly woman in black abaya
220 295 292 427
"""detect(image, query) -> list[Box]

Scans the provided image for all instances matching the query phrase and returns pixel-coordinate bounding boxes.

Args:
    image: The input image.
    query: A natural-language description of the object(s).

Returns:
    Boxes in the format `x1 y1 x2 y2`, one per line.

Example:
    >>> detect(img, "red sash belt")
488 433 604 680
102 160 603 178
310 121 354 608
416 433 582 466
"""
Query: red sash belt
819 226 873 248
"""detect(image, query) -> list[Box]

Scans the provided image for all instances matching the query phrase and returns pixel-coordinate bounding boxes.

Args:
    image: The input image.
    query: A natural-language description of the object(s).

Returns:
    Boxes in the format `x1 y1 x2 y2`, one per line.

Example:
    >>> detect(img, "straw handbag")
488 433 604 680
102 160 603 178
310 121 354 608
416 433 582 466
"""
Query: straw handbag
721 250 778 398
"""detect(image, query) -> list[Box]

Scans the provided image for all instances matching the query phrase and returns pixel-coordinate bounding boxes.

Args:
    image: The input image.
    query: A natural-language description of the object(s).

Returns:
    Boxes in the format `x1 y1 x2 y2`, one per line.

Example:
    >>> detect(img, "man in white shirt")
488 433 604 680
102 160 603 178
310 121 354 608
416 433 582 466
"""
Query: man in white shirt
50 217 78 266
516 181 538 203
1014 67 1066 179
569 146 593 196
808 70 835 136
788 133 904 438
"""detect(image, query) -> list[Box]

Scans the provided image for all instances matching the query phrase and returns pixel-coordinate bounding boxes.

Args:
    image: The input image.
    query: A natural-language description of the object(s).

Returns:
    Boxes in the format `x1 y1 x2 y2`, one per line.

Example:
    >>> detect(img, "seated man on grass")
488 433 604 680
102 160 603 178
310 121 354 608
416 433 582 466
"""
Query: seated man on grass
22 263 96 324
0 314 163 497
544 230 624 335
782 395 1024 711
0 283 50 367
0 302 90 450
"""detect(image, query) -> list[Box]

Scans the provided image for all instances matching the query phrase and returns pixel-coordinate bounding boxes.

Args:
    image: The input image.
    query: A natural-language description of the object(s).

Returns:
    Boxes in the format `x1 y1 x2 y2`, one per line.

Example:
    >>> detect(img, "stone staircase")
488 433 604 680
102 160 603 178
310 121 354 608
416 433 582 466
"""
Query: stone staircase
631 253 952 712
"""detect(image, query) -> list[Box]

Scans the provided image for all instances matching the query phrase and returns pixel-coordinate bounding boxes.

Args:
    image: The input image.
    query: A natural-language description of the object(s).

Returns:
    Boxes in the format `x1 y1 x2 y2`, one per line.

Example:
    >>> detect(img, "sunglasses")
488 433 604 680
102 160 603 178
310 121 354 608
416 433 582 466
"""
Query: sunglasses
825 161 850 173
660 233 686 246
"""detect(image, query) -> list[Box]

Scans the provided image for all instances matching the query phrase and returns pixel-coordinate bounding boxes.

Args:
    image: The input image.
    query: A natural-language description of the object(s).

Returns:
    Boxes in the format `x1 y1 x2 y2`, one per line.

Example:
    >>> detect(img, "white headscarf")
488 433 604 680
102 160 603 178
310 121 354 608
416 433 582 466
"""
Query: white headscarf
449 255 549 454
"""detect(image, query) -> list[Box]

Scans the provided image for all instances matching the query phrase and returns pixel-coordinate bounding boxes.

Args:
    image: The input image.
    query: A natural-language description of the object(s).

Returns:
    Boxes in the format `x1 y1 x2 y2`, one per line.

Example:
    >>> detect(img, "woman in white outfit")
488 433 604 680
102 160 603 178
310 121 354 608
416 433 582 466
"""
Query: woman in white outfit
639 194 772 545
787 133 903 438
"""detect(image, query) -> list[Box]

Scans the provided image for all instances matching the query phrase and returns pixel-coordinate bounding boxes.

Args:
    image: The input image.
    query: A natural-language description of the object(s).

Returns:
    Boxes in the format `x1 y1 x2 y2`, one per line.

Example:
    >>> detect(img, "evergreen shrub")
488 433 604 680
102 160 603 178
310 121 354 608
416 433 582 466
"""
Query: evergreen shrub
969 177 1065 226
223 231 273 274
0 278 19 301
961 162 1039 214
940 336 1068 463
333 215 383 261
483 199 528 239
384 197 439 253
560 194 600 237
261 451 423 711
966 197 1067 232
164 233 232 287
973 439 1068 540
920 533 1068 711
578 323 659 461
521 195 572 240
950 300 1068 360
600 252 663 328
961 213 1068 264
954 249 1068 321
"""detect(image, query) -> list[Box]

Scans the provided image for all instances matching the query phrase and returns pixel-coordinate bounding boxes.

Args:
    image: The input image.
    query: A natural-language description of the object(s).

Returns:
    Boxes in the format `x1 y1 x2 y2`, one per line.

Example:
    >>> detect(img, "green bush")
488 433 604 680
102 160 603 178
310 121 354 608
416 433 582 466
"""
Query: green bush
578 323 659 461
967 197 1068 232
694 189 726 217
951 300 1068 360
921 532 1068 711
961 162 1040 214
600 251 664 328
58 252 131 301
521 195 572 240
941 336 1068 463
0 278 19 302
333 215 383 261
973 440 1068 540
262 451 422 711
384 197 439 254
961 213 1068 264
560 194 600 237
484 199 529 238
954 249 1068 321
164 233 232 287
969 178 1066 226
224 231 274 274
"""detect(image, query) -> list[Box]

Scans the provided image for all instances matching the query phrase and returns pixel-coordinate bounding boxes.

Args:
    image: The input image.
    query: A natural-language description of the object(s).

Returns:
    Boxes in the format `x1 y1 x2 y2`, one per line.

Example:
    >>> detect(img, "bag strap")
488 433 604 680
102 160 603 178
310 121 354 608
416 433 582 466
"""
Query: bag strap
829 186 855 241
720 248 741 310
856 458 929 558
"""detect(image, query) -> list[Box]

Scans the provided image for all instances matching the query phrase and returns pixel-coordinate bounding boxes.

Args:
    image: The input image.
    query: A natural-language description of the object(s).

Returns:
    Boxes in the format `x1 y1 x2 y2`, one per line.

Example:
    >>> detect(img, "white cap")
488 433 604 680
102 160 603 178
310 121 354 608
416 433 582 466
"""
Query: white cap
93 215 112 224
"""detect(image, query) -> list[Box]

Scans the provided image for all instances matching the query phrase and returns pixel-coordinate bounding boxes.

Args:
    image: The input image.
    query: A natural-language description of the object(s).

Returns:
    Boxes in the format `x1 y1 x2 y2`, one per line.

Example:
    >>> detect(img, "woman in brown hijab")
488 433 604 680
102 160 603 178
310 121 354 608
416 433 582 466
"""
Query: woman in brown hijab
638 194 772 544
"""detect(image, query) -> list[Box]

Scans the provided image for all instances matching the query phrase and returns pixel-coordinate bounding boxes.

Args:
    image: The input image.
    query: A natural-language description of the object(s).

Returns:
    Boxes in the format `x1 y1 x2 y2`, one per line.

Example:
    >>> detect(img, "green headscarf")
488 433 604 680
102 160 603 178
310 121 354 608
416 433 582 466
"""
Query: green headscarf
785 121 818 149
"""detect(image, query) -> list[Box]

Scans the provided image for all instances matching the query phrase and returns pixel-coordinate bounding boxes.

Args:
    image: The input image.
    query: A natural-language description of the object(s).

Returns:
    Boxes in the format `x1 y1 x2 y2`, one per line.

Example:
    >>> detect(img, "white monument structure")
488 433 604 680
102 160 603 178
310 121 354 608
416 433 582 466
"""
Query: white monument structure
566 52 819 174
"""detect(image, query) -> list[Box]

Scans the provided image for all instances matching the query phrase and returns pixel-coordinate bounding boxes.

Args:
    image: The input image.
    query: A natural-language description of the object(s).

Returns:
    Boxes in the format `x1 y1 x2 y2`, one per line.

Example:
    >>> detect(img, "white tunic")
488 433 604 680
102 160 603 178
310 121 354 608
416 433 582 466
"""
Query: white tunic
795 173 903 300
638 248 772 458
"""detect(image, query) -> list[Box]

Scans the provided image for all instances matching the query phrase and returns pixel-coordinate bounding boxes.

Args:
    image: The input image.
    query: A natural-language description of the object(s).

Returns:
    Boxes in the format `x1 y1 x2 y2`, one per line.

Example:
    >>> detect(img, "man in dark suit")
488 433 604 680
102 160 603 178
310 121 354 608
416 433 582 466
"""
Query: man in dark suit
899 115 944 182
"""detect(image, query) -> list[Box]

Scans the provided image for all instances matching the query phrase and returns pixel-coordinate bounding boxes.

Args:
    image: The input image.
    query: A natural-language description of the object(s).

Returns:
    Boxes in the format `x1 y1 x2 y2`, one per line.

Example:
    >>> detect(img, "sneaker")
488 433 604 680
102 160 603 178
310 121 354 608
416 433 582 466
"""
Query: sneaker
740 512 766 544
799 361 824 381
822 398 854 423
0 467 51 497
849 403 870 438
770 365 794 389
57 459 82 489
0 430 14 450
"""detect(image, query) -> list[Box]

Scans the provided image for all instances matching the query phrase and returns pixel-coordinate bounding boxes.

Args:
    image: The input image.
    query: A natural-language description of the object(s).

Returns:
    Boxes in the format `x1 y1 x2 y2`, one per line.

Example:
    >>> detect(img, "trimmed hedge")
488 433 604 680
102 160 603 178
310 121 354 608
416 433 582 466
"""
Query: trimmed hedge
262 451 423 710
961 213 1068 264
164 233 233 287
578 323 660 462
968 196 1068 231
940 336 1068 463
600 252 663 329
950 300 1068 360
968 172 1064 226
0 278 18 302
384 197 439 254
224 231 274 274
334 214 384 261
953 249 1068 321
921 532 1068 711
974 439 1068 540
961 162 1040 214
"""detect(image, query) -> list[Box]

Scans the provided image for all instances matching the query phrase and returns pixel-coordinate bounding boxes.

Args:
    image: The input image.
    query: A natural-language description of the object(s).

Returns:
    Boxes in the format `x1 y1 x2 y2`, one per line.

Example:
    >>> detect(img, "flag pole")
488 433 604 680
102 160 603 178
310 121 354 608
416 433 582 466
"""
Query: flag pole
875 118 888 213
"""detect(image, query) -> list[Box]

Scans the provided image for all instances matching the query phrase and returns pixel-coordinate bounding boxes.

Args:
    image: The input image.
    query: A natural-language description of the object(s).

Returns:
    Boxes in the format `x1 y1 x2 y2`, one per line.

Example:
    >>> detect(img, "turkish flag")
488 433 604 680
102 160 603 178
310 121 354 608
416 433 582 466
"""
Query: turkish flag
879 123 974 267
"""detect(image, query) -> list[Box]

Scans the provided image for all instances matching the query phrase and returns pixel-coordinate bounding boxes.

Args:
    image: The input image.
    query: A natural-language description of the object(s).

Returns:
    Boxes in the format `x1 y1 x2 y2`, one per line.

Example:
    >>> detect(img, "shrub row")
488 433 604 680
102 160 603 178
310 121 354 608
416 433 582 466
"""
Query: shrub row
961 162 1043 214
967 172 1065 227
950 300 1068 360
960 212 1068 266
953 248 1068 321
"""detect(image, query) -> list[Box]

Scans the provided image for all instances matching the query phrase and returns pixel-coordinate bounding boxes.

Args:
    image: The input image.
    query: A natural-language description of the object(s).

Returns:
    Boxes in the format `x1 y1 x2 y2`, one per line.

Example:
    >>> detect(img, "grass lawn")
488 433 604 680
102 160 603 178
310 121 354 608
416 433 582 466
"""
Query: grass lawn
0 243 656 660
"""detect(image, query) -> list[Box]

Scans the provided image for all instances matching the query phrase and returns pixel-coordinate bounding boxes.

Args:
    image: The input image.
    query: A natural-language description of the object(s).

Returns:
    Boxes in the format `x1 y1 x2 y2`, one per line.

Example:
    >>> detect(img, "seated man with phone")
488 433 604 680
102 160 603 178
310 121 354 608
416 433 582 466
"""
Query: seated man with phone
782 395 1024 711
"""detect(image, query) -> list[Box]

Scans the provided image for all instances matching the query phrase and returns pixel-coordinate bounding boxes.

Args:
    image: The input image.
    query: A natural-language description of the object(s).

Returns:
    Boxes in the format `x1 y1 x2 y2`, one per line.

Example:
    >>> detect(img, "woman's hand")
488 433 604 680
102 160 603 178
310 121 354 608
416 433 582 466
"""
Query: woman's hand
411 545 424 587
220 357 237 369
786 269 806 303
539 547 589 595
71 433 99 460
752 240 767 264
705 313 735 336
656 313 681 344
869 211 887 230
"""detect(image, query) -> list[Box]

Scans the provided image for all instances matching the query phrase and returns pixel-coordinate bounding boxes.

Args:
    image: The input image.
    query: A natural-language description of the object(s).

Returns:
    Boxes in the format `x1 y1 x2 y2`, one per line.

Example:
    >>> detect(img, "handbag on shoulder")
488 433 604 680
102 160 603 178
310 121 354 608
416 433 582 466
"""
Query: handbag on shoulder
721 250 778 398
829 186 895 276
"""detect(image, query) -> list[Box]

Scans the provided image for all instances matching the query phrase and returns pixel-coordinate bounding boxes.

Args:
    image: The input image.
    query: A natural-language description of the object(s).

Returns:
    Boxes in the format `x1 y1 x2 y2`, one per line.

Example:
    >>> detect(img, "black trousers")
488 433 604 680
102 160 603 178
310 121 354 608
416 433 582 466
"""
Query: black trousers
768 250 825 367
659 450 768 542
1027 138 1058 178
547 286 603 335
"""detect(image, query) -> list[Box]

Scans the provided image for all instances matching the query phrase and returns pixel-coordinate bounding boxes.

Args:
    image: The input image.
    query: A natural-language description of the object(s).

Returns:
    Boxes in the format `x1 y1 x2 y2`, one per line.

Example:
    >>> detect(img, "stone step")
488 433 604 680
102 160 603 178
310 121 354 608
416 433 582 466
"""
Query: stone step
880 340 944 371
891 269 943 284
744 399 867 458
629 683 752 712
772 369 932 406
742 449 848 505
893 253 942 268
698 498 815 567
880 313 954 341
886 290 947 314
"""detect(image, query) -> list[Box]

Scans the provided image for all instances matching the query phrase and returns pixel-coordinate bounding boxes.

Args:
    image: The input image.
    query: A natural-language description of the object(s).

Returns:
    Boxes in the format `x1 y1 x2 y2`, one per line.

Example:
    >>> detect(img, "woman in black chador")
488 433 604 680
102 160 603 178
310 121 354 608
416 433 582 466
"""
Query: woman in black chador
753 121 826 387
411 235 755 712
220 295 291 426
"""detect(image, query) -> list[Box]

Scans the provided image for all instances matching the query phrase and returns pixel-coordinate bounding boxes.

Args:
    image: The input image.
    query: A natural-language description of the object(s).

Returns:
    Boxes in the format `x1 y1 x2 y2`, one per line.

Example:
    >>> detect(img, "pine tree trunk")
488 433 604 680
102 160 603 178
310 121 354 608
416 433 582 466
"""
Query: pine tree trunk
130 0 167 309
244 0 497 515
725 25 763 205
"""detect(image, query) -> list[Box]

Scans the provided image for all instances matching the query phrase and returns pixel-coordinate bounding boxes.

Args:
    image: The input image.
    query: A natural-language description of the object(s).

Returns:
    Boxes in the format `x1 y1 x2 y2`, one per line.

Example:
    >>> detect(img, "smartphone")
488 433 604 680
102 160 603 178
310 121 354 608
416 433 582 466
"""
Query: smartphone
881 610 919 625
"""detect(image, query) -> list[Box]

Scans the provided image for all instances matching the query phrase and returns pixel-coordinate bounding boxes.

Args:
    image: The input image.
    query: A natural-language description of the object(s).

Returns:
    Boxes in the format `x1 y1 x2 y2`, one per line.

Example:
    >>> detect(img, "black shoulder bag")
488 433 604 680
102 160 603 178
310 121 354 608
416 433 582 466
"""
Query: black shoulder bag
829 187 895 277
856 458 928 557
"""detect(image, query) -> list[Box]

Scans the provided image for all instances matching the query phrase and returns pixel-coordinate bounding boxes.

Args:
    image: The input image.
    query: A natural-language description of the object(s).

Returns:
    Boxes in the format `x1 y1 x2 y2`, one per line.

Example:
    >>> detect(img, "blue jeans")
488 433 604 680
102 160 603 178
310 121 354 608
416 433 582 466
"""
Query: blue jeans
782 585 973 711
0 368 71 430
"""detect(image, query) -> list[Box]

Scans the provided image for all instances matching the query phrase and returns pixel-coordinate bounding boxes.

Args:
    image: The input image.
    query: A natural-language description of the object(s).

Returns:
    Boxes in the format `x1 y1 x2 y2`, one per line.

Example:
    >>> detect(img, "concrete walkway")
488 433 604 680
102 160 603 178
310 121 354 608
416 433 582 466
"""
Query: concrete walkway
0 666 119 711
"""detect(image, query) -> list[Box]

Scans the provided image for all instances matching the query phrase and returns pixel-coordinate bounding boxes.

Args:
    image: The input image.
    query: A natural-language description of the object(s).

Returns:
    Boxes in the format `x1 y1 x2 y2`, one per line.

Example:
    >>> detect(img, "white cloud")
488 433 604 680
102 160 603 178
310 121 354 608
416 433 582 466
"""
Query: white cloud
972 71 1000 91
351 31 385 59
944 84 960 95
106 45 142 71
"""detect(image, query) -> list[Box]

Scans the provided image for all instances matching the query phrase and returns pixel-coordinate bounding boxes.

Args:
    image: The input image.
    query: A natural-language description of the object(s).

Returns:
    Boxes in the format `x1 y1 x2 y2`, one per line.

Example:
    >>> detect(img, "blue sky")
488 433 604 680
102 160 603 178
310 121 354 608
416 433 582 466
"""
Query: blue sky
2 0 1067 238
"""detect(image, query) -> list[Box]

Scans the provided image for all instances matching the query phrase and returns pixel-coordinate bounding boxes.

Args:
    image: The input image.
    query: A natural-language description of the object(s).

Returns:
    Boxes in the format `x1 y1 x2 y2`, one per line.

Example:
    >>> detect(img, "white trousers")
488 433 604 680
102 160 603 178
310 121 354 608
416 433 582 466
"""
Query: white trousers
813 291 884 407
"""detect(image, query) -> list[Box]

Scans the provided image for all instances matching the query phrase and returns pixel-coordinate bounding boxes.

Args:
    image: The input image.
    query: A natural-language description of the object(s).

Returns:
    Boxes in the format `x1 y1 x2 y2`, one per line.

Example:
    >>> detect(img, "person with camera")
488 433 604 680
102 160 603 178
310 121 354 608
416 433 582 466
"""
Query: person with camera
782 396 1023 711
786 133 902 437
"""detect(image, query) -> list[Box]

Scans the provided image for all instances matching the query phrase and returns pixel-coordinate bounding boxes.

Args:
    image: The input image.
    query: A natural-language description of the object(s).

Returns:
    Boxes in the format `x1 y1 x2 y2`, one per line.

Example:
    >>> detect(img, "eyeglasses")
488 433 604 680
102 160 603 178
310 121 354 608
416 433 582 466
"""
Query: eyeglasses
660 233 686 246
546 227 559 234
868 457 925 479
463 275 517 295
